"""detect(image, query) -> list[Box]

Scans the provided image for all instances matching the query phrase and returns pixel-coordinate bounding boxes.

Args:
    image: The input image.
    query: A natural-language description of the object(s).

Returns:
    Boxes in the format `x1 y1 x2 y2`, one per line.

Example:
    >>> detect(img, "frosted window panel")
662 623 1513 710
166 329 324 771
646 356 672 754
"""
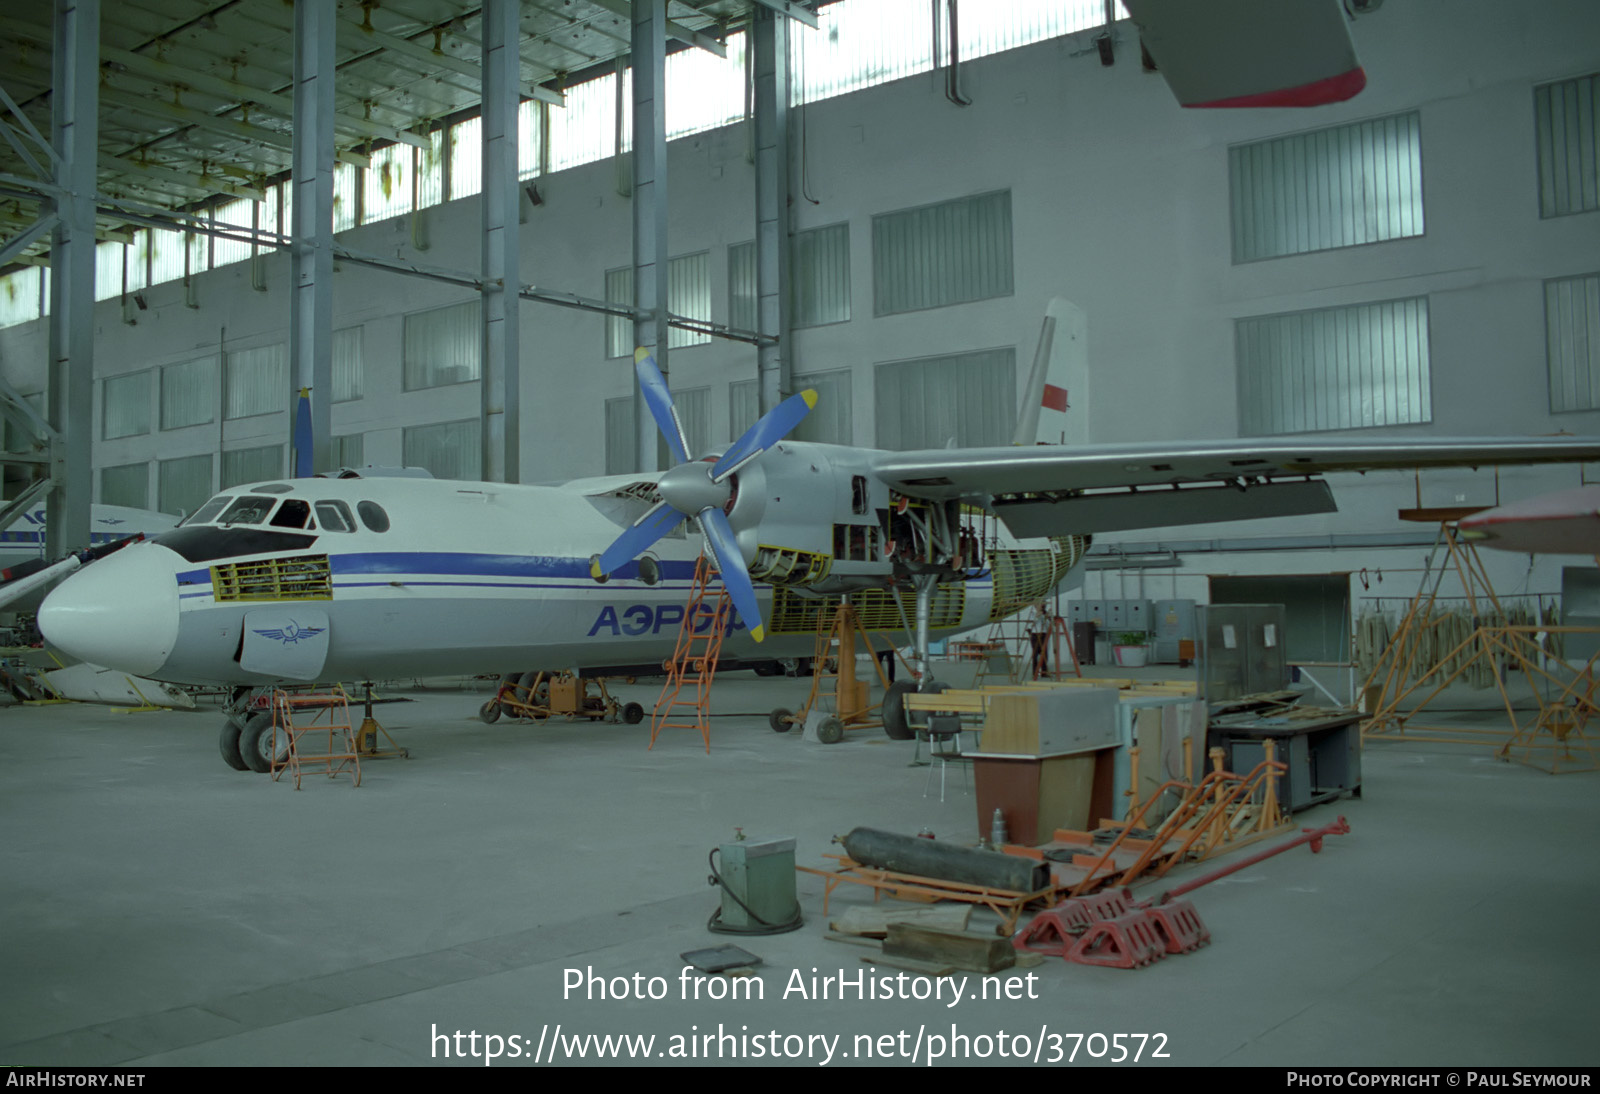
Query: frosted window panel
186 228 210 276
605 267 633 359
549 74 616 172
1236 297 1431 435
403 419 481 481
450 116 483 199
127 232 149 292
225 343 288 420
875 348 1016 450
333 327 364 403
792 223 850 328
161 357 217 430
518 100 544 180
670 386 711 457
417 130 447 209
873 190 1014 316
148 228 184 286
213 198 254 266
99 463 148 510
668 252 712 349
1546 273 1600 412
666 31 747 140
791 0 936 106
728 242 757 334
334 433 364 469
221 444 284 488
792 369 852 445
3 391 43 454
363 143 413 224
159 454 214 517
729 379 758 441
0 267 43 328
1536 74 1600 218
94 241 122 302
1230 112 1424 262
404 300 482 390
957 1 1126 63
332 162 361 231
103 371 152 439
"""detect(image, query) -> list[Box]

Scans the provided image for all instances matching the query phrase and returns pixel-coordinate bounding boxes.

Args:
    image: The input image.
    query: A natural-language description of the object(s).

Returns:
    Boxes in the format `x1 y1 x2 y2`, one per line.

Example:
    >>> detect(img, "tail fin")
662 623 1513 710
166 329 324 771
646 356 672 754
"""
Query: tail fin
1013 297 1087 447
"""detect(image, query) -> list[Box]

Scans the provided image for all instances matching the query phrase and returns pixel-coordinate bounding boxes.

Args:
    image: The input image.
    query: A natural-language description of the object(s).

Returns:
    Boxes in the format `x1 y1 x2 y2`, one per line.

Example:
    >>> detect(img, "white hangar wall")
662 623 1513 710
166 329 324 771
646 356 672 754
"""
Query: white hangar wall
2 0 1598 612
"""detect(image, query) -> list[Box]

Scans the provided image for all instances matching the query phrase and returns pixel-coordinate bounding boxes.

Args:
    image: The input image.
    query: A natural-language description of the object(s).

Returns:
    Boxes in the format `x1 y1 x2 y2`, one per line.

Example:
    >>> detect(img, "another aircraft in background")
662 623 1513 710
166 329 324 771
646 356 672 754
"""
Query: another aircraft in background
1458 485 1600 555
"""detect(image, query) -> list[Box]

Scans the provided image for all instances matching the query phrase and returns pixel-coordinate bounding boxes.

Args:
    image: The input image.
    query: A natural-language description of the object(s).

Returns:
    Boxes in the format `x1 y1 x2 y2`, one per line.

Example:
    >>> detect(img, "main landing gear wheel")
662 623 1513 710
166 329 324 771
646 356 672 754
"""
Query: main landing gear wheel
478 699 502 724
882 680 948 741
769 708 794 733
816 716 845 745
239 712 286 774
219 716 249 771
622 702 645 725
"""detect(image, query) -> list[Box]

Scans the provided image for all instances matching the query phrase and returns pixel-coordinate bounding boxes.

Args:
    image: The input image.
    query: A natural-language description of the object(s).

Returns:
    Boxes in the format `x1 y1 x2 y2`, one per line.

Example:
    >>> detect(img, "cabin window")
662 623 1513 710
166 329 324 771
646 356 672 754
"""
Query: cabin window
357 500 391 533
270 499 312 529
183 496 232 526
315 501 356 533
217 496 278 526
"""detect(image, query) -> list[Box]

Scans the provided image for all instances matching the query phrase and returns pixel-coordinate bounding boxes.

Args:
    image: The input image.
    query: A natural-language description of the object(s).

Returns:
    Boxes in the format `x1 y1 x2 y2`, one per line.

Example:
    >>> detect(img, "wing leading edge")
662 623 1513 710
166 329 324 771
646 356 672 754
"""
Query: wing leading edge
872 436 1600 537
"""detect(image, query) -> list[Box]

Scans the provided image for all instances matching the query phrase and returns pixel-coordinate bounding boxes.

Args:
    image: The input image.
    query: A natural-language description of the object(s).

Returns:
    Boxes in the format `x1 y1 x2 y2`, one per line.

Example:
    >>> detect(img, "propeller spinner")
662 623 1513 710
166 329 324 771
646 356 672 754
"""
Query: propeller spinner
591 349 817 643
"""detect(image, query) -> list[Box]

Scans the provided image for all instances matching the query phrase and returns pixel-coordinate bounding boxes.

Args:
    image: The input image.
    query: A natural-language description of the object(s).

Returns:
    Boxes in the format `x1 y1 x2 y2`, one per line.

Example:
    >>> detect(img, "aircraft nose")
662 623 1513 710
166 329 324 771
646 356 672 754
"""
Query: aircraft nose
38 542 182 676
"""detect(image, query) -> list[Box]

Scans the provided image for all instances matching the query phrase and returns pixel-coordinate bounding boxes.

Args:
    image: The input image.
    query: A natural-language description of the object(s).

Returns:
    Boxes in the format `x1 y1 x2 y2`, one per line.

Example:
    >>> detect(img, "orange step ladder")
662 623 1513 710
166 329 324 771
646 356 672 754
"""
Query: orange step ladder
650 555 731 752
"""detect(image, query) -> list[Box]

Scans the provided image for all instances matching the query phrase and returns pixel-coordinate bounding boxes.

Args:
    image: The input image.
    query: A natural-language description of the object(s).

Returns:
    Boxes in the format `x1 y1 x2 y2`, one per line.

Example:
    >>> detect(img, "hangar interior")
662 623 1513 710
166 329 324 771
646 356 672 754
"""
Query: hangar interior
2 0 1600 1070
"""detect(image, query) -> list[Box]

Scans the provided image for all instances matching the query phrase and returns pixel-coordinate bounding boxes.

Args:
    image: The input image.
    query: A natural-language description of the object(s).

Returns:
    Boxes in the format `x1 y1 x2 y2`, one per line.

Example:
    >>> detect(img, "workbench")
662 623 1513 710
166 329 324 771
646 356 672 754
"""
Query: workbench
1206 709 1362 812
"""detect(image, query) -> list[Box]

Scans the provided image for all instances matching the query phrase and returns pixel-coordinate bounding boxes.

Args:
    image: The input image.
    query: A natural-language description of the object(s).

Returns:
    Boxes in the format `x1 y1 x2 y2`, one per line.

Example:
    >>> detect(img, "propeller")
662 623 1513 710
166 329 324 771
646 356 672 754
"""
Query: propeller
590 348 817 643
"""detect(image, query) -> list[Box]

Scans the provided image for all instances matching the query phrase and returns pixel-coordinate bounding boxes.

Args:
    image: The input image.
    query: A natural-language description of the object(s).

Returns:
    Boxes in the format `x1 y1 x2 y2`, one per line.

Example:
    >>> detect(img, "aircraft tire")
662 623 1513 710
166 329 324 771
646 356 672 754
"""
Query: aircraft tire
817 716 845 745
882 680 948 740
769 708 794 733
238 712 284 774
622 702 645 724
219 718 249 771
478 700 502 724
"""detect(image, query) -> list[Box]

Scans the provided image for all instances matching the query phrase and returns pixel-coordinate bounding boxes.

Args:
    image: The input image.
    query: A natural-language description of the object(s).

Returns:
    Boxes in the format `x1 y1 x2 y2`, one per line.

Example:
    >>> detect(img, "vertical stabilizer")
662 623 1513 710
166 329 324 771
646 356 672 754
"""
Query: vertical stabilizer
1014 298 1087 447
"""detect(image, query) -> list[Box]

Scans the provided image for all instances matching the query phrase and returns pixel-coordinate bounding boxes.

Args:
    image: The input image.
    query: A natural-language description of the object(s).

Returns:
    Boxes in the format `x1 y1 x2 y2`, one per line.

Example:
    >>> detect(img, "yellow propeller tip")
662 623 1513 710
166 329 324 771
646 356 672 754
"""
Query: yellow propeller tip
802 389 818 409
589 558 604 580
633 347 651 364
749 625 765 643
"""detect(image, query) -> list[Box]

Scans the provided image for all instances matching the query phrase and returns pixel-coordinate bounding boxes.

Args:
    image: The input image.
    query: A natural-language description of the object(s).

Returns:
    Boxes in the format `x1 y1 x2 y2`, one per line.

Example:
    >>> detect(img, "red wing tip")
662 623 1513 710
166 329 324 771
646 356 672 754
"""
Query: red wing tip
1188 67 1367 109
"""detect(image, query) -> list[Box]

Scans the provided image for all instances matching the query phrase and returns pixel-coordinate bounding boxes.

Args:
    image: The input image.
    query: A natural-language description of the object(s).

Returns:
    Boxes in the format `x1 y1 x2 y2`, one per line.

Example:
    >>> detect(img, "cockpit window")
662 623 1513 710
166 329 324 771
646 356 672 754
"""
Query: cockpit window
357 501 390 533
270 499 312 529
315 501 357 533
217 496 278 526
182 496 232 526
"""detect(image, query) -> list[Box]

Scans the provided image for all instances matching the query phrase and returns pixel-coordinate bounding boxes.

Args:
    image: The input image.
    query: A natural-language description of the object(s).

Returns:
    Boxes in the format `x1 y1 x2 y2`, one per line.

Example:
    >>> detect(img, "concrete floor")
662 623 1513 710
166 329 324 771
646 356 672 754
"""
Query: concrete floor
2 670 1597 1068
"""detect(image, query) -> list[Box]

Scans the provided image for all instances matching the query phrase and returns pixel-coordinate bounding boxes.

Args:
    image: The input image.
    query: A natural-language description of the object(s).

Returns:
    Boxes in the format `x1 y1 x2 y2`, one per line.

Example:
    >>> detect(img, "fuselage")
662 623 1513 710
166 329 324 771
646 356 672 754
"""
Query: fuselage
37 472 1083 687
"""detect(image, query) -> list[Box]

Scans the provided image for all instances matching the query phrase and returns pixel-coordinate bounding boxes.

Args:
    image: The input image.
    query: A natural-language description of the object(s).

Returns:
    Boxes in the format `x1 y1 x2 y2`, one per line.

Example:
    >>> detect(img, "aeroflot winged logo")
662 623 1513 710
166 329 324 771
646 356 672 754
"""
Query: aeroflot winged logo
252 620 327 645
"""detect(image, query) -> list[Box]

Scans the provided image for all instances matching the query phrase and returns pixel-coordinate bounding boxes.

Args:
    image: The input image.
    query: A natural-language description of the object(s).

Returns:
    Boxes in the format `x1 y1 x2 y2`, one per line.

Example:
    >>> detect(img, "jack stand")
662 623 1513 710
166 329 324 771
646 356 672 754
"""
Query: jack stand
356 681 410 759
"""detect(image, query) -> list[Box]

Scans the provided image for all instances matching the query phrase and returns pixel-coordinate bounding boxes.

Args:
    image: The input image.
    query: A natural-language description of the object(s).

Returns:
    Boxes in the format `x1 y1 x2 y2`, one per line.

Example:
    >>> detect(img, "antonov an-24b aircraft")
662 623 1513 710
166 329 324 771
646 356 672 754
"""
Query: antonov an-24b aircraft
35 350 1600 768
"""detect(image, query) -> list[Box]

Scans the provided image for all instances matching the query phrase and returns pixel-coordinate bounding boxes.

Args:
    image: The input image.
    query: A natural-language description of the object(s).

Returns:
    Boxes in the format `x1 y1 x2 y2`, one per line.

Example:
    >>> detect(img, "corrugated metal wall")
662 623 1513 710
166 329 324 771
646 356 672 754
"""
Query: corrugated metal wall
668 252 712 349
1535 73 1600 218
672 386 711 456
404 300 482 390
333 327 363 403
605 268 632 359
792 223 851 328
221 444 284 488
99 463 147 509
1236 296 1432 435
103 371 151 439
161 357 216 430
1546 272 1600 411
1230 112 1425 263
728 378 758 441
605 396 634 475
727 243 757 334
334 433 364 469
873 190 1013 316
224 343 288 420
158 453 213 517
403 419 482 481
793 369 852 444
874 347 1017 450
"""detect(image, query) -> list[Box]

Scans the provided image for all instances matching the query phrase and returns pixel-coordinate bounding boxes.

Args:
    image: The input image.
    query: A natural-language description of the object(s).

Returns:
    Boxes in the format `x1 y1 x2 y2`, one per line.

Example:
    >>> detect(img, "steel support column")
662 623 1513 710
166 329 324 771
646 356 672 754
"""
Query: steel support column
752 8 791 415
290 0 335 476
480 0 521 483
44 0 97 557
631 0 669 472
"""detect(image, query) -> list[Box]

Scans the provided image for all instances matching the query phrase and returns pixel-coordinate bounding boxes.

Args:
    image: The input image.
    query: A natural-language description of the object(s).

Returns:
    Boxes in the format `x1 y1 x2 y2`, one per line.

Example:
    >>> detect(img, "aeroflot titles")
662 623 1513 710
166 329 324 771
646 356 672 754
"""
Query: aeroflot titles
587 602 748 638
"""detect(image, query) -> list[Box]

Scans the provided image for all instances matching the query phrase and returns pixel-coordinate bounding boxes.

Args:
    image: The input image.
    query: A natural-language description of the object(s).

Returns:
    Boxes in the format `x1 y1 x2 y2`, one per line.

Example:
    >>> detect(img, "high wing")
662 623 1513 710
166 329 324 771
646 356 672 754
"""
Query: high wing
873 436 1600 537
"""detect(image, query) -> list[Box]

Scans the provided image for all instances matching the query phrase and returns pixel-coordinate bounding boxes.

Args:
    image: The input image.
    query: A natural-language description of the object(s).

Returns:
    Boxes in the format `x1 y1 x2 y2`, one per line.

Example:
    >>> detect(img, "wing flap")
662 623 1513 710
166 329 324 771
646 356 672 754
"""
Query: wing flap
994 479 1336 537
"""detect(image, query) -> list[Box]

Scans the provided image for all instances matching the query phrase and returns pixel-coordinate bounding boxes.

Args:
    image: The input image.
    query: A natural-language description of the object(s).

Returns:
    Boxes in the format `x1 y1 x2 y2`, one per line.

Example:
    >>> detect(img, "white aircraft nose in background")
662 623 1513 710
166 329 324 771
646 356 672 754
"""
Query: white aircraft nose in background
37 543 182 676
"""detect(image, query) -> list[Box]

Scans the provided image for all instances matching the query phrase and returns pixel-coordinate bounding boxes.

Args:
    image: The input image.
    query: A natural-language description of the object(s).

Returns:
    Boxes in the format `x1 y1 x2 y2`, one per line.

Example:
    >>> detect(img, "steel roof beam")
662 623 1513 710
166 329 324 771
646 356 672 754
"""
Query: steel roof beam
747 0 818 29
587 0 727 58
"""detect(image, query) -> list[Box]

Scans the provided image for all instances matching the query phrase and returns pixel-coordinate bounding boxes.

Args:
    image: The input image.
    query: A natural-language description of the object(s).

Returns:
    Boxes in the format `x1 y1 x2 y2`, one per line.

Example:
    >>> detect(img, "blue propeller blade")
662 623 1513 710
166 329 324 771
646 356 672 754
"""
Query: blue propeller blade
592 501 686 579
634 348 691 464
711 388 818 482
293 387 314 477
697 507 765 643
